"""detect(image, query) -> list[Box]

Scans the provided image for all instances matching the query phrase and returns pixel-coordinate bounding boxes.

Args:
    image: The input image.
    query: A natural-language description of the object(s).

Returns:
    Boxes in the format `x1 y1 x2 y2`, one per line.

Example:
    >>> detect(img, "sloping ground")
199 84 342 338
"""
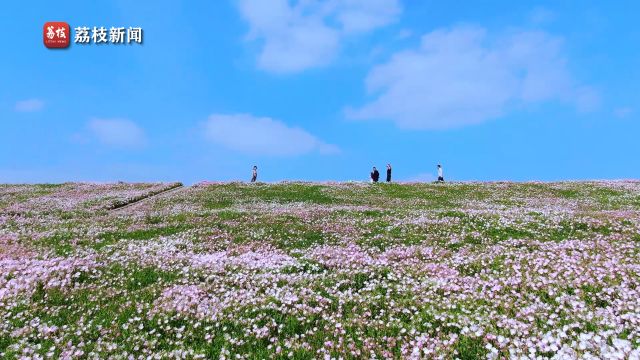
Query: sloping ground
1 181 639 359
0 182 182 215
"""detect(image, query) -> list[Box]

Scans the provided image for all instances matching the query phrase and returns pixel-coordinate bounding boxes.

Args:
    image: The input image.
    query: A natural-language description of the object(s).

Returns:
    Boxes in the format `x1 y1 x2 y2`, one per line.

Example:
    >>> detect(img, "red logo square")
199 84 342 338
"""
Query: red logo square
44 22 70 48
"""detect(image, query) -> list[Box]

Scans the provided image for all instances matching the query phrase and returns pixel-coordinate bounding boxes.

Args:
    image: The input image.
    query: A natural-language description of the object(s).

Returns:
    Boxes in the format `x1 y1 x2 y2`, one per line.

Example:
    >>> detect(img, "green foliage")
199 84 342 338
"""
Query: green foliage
96 224 191 248
126 266 179 291
455 335 488 360
581 284 609 308
203 197 233 209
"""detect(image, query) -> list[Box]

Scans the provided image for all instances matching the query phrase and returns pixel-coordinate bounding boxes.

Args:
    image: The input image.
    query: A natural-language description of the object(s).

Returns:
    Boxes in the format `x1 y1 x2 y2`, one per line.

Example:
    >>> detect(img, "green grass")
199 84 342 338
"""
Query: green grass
125 266 180 291
581 284 609 308
455 335 488 360
203 198 234 209
96 224 192 248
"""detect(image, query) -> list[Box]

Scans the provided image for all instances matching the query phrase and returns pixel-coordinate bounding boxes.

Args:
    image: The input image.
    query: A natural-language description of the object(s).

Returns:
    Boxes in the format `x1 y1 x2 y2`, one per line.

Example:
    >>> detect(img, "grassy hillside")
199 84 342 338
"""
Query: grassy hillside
1 181 639 358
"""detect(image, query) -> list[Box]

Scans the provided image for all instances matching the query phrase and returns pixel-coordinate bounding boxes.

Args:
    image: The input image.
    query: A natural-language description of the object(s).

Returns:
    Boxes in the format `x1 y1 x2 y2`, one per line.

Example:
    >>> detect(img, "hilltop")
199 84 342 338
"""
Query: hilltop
1 181 639 358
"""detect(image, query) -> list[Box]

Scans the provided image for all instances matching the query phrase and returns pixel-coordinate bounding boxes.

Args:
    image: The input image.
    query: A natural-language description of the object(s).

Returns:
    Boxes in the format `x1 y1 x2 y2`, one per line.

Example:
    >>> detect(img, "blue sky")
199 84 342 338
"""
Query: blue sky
2 0 639 183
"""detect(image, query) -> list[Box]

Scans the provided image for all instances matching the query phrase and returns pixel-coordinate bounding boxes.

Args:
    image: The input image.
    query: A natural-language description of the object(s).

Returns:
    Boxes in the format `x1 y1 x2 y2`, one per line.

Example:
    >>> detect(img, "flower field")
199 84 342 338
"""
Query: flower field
1 181 639 359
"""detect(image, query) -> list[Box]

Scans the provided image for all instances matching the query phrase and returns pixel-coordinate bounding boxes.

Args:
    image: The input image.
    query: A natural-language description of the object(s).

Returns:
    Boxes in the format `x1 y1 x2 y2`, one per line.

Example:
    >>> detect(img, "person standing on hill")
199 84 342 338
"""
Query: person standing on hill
371 167 380 183
251 165 258 183
437 164 444 182
386 164 392 183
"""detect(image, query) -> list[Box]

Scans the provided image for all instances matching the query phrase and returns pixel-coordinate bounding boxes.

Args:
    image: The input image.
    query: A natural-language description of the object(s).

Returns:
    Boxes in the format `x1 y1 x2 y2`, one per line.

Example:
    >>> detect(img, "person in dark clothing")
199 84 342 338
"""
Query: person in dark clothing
386 164 392 183
371 167 380 183
251 165 258 183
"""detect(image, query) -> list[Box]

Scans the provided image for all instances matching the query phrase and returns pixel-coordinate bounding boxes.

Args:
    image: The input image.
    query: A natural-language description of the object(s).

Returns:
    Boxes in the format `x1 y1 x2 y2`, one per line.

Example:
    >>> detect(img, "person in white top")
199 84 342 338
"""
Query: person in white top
437 164 444 182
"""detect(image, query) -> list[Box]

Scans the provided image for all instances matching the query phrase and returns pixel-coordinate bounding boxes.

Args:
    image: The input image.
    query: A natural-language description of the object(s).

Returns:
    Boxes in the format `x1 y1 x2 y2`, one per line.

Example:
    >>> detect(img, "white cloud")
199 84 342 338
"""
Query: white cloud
347 25 598 129
15 99 44 112
86 118 147 148
203 113 339 156
237 0 401 73
529 7 556 25
396 28 413 40
614 107 633 119
573 86 601 113
336 0 402 34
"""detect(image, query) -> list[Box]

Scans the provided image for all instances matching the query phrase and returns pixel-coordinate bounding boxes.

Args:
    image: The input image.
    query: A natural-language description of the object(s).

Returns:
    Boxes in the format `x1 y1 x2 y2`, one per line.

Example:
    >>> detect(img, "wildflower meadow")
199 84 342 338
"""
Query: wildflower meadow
1 181 639 359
